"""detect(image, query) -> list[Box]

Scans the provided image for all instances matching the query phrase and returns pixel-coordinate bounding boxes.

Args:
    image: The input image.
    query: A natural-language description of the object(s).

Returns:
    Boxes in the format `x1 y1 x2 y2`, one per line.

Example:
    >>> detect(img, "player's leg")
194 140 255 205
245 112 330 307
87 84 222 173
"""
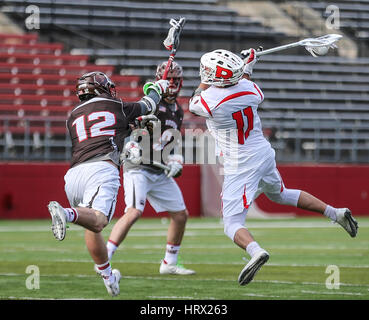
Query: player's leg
222 172 269 285
262 167 358 237
85 225 109 264
166 209 188 247
65 162 122 296
147 175 195 275
159 209 195 275
49 162 117 238
106 171 147 260
47 202 111 240
107 207 143 260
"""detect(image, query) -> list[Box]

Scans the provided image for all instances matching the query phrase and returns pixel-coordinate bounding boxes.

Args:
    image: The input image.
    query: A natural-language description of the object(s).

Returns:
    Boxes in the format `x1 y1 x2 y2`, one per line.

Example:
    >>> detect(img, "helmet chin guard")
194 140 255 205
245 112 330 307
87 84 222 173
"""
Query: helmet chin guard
200 49 245 87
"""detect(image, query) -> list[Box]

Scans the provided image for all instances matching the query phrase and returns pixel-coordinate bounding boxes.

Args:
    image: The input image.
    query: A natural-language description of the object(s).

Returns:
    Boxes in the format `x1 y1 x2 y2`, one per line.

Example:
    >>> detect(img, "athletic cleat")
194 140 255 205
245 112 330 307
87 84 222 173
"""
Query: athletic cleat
104 269 121 297
335 208 358 238
238 250 269 286
159 260 196 275
47 201 67 241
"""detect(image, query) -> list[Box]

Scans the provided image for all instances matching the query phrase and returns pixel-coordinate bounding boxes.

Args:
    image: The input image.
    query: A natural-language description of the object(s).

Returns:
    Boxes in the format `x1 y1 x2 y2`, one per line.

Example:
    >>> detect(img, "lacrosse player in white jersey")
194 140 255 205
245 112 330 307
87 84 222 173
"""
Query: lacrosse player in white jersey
189 48 358 286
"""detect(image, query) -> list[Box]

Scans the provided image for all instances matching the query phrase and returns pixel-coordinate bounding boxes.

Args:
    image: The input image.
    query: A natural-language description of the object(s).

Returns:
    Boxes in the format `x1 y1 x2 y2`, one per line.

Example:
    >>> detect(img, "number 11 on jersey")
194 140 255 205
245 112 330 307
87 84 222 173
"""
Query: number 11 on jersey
232 107 254 145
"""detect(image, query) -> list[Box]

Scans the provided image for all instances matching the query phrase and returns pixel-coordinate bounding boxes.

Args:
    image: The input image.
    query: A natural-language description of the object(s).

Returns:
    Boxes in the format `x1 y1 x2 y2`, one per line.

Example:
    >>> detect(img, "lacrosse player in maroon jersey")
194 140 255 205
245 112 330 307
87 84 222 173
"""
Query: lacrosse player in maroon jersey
107 61 195 275
189 48 358 286
47 71 169 296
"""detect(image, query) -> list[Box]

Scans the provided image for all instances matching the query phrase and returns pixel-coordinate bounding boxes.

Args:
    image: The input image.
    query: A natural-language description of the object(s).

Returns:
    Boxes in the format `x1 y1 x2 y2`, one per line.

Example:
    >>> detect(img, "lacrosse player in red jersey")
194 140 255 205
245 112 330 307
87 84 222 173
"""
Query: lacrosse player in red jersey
189 49 358 286
47 71 169 296
107 61 195 275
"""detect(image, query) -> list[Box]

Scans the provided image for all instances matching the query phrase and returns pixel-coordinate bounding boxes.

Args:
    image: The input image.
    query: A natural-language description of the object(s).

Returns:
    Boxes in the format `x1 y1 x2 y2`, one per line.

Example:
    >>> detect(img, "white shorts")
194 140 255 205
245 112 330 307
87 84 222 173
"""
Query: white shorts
123 170 186 213
64 161 120 221
221 151 284 218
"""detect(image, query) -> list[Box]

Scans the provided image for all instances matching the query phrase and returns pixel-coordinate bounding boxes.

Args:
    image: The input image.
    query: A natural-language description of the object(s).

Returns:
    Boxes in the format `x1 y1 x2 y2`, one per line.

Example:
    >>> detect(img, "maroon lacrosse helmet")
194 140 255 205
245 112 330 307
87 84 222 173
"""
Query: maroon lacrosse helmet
155 61 183 102
76 71 116 101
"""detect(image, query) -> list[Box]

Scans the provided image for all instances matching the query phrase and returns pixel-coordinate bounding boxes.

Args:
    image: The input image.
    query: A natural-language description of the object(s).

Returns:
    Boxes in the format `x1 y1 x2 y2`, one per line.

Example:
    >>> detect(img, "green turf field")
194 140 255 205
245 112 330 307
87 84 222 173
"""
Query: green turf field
0 217 368 300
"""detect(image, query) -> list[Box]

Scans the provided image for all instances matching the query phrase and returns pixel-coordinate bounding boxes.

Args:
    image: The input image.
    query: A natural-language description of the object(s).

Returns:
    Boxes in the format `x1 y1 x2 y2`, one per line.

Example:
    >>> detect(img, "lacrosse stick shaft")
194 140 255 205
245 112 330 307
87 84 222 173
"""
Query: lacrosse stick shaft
255 41 301 56
162 54 175 80
140 158 170 171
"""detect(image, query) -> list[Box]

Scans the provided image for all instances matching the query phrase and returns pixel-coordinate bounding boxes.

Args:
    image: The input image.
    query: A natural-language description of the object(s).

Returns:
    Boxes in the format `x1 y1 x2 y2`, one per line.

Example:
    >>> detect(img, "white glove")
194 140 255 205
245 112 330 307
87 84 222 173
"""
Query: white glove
135 114 159 129
240 48 258 76
121 141 142 165
165 154 183 178
143 79 169 98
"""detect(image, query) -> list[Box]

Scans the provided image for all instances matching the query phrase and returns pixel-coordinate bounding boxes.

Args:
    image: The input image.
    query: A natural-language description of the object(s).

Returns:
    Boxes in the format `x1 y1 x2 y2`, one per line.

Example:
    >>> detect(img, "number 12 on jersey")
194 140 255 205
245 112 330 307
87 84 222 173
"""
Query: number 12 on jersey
232 107 254 145
72 111 116 142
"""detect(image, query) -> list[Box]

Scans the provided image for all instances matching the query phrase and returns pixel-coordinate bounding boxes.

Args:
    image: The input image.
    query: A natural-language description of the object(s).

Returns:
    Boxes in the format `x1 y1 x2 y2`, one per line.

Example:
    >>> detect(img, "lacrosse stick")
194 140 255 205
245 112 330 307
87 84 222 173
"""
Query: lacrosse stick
162 17 186 79
145 159 170 171
253 34 342 57
121 141 171 171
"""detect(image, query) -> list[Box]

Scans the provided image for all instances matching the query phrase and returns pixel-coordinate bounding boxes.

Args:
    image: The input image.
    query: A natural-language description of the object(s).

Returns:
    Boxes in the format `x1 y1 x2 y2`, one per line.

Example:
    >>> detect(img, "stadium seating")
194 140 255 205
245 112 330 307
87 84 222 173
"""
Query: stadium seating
306 0 369 48
2 0 284 52
0 33 143 160
1 0 369 163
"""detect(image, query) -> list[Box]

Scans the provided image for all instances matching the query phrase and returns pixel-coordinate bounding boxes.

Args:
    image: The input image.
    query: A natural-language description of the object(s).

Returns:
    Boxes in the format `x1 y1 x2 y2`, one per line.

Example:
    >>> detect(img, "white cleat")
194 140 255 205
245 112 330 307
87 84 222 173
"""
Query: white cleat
336 208 358 238
104 269 121 297
47 201 67 241
159 260 196 275
238 250 269 286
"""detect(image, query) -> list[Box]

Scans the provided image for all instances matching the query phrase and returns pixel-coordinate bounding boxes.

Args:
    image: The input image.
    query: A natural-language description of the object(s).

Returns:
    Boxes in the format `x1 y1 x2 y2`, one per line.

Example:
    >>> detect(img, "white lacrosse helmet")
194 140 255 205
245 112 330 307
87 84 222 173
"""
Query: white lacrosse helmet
200 49 245 87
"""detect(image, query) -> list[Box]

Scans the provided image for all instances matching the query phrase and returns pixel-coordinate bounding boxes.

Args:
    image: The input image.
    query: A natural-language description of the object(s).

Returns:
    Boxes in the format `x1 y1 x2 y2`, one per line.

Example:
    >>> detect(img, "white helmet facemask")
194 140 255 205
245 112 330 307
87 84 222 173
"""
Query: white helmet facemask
200 49 245 87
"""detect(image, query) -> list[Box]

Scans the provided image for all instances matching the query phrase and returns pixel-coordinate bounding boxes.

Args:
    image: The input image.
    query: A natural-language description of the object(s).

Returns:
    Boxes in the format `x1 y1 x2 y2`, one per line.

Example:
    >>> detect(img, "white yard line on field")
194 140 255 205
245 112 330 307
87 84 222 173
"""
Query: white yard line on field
1 272 368 290
47 258 369 269
1 243 366 252
301 290 364 296
241 293 281 298
2 296 102 300
1 219 368 233
146 295 198 299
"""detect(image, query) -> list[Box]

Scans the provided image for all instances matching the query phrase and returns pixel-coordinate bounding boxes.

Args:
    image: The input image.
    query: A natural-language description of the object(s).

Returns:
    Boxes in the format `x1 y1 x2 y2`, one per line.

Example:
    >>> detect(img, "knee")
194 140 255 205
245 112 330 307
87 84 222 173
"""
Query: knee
265 188 301 206
92 211 108 233
170 209 188 224
124 207 142 223
223 218 245 242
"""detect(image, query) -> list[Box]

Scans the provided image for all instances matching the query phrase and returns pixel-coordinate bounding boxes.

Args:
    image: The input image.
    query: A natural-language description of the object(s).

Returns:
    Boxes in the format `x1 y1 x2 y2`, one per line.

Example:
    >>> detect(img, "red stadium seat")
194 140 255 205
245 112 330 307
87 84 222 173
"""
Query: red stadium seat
0 83 141 97
0 33 38 45
0 62 114 76
0 42 64 55
0 53 89 66
0 74 140 87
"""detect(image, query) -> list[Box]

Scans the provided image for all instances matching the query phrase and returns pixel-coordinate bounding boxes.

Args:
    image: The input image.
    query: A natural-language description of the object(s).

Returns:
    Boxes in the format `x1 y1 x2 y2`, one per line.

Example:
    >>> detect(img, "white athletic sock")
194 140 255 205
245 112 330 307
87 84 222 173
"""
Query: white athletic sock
324 205 337 222
96 261 114 284
107 239 118 261
164 243 181 265
63 208 78 223
246 241 263 258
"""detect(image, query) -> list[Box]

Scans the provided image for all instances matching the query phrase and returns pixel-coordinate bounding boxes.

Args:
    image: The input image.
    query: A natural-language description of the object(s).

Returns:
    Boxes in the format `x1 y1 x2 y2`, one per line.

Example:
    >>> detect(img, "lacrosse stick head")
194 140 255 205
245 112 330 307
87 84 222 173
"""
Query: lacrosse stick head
301 34 342 57
163 17 186 52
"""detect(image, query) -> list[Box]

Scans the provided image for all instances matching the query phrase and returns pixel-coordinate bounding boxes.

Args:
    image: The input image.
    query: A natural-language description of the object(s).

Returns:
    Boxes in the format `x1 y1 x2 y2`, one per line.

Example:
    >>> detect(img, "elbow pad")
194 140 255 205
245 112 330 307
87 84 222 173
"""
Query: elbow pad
139 95 156 115
139 90 161 114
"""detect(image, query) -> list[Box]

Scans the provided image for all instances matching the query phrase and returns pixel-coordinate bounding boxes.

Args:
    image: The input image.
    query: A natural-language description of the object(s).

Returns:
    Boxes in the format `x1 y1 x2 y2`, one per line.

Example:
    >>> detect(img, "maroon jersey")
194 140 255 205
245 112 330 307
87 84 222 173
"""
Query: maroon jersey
67 94 143 168
124 100 184 174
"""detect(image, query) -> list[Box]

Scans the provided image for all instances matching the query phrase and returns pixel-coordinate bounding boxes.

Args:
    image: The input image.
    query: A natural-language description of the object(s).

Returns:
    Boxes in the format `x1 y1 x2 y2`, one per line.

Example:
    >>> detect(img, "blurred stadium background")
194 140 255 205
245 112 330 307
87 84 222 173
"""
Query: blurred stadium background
0 0 368 219
0 0 369 302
